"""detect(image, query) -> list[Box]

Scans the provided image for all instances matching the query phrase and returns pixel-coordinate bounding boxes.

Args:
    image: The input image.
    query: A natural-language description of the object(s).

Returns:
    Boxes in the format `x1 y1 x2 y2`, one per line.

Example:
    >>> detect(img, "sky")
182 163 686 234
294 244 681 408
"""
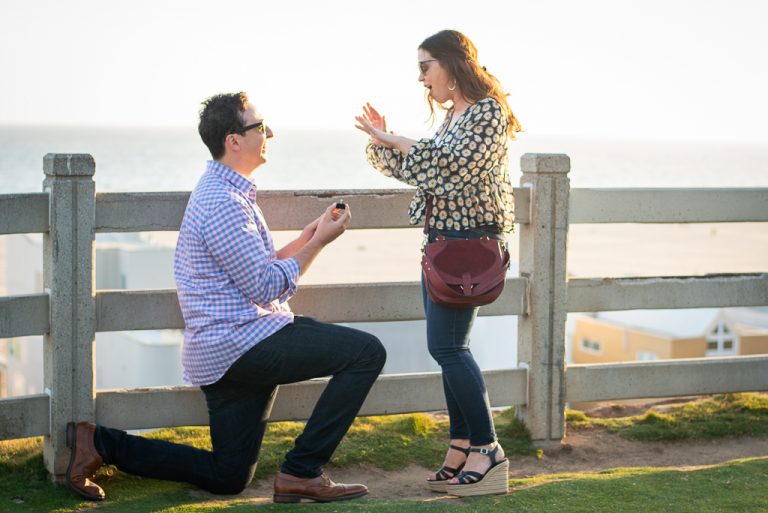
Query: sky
1 0 767 142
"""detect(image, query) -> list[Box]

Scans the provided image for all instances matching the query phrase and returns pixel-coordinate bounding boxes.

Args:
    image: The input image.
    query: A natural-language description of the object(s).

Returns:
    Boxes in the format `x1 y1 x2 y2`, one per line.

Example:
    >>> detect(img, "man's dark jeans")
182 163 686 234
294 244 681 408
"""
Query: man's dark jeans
94 316 386 494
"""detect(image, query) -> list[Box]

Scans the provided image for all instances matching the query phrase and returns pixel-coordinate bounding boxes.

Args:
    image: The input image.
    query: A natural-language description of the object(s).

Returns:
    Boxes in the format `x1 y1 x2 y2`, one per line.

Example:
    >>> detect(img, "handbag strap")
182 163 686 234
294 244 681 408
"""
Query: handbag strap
423 195 433 235
423 195 508 268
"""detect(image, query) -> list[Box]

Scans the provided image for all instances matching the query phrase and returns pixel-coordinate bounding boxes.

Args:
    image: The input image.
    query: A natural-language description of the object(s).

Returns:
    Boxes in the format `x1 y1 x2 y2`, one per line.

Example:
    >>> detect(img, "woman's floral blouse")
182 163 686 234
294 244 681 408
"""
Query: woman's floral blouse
366 97 515 233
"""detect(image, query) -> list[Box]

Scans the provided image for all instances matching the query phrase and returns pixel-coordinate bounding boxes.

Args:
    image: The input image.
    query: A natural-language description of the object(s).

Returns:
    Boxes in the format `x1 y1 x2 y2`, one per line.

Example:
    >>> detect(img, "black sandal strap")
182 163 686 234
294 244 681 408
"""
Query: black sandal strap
456 470 483 484
449 444 471 456
429 444 471 482
470 445 500 465
435 465 459 480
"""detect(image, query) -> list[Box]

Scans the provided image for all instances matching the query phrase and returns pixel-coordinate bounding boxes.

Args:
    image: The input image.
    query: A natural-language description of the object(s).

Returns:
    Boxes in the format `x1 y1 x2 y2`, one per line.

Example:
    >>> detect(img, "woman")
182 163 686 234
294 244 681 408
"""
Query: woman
355 29 521 497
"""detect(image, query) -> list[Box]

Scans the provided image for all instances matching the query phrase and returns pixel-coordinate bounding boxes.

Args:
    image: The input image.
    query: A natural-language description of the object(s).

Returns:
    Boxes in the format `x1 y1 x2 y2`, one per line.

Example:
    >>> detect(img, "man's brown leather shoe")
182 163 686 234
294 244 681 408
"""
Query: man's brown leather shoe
65 422 105 501
273 471 368 503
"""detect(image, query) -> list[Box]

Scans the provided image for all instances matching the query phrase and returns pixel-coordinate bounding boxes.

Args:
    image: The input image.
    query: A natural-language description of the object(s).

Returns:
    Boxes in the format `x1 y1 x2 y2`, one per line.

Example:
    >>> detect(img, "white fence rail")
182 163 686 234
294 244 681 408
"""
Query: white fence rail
0 152 766 476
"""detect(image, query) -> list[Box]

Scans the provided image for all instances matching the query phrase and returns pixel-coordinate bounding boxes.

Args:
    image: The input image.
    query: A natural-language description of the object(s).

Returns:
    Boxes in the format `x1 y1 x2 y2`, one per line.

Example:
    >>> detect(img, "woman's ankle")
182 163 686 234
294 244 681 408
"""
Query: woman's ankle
471 441 499 450
471 441 504 459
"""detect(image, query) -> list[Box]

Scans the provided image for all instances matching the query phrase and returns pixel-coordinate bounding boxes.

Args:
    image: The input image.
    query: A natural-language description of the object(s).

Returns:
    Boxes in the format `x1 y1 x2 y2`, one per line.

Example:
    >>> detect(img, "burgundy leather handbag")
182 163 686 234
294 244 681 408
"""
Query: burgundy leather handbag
420 199 510 308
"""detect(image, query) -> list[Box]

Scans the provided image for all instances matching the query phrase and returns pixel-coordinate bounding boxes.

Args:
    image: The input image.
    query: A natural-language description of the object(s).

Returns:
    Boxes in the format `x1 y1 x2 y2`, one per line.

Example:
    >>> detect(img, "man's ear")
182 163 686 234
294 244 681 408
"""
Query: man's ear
224 133 240 153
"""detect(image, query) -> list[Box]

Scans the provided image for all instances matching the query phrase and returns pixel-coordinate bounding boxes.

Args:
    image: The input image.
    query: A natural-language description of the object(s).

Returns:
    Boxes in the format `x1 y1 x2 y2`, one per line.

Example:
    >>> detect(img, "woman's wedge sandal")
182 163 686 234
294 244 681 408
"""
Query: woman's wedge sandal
426 444 471 492
444 445 509 497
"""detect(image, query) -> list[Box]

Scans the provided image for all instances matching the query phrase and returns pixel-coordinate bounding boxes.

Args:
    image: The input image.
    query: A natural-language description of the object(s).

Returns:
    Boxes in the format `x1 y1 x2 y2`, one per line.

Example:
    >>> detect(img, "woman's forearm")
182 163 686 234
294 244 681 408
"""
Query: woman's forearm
387 134 418 155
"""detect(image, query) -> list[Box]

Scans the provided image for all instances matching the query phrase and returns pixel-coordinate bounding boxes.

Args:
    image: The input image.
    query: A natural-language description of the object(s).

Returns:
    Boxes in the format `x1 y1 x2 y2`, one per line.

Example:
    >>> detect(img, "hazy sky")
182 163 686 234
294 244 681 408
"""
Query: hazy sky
1 0 767 142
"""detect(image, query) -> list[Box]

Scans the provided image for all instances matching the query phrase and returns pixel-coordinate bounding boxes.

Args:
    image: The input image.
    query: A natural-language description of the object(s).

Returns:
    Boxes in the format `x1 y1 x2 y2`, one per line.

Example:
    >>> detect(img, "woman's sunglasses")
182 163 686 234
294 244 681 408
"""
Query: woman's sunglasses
419 59 437 75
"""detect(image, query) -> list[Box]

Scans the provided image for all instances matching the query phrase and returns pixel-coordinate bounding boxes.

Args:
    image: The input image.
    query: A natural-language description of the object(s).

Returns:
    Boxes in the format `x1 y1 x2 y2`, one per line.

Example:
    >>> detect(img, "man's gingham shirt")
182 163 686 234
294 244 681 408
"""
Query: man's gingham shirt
174 160 300 385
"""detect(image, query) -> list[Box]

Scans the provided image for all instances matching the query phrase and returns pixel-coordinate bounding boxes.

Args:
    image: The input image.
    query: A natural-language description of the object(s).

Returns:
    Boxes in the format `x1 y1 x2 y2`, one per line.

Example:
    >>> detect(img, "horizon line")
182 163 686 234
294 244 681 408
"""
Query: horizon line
1 123 767 146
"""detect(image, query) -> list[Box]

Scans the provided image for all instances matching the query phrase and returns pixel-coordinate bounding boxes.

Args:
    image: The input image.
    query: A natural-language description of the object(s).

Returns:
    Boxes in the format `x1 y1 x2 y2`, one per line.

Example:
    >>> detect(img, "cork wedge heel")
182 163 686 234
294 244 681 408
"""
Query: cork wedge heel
444 445 509 497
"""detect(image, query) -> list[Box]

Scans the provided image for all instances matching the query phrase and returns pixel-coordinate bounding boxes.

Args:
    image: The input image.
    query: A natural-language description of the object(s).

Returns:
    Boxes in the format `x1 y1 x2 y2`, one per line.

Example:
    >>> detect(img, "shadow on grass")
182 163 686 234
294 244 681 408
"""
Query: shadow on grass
172 457 768 513
15 456 760 513
3 452 766 512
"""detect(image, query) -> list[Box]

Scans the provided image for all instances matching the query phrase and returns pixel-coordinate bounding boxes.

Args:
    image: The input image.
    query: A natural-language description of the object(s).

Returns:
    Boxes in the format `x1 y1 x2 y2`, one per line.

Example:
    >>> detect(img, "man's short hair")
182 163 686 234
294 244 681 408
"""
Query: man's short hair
198 92 249 159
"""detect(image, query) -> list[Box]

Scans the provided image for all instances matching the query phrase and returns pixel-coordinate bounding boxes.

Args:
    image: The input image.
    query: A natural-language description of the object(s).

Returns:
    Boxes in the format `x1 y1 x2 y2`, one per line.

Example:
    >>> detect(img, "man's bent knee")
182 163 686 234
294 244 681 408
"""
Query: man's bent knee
364 334 387 370
206 466 255 495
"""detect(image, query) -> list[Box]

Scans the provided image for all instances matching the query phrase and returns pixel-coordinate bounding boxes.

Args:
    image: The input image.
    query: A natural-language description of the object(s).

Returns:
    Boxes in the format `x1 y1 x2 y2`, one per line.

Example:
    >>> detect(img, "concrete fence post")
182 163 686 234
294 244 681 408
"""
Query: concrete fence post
42 154 96 477
516 153 570 450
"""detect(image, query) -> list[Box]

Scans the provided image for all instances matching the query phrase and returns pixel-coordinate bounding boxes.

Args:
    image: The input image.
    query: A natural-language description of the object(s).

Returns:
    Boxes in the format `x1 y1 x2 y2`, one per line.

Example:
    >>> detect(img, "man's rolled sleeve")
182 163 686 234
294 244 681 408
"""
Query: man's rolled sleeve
202 194 295 305
273 257 300 301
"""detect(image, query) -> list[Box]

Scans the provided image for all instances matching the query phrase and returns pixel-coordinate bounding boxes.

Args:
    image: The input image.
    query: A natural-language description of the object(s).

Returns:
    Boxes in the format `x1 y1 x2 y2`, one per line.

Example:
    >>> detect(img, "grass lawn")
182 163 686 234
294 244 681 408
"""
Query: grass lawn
1 393 767 512
567 393 768 441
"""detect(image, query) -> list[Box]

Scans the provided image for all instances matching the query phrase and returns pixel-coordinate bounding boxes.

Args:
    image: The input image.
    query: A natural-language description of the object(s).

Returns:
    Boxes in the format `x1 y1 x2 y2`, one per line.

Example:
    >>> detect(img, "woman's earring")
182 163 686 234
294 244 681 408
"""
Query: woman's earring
448 81 457 91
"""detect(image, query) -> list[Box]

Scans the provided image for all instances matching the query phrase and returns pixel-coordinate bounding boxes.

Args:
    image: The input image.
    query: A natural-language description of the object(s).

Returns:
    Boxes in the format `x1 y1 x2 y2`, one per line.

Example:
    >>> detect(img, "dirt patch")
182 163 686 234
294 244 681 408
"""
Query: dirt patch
582 396 705 419
512 428 768 479
220 428 768 501
239 464 434 501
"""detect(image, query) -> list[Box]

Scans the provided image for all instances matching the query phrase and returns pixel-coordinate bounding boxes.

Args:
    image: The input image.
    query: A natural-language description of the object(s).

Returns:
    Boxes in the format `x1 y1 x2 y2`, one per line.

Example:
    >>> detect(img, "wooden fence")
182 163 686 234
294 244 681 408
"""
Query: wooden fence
0 152 766 477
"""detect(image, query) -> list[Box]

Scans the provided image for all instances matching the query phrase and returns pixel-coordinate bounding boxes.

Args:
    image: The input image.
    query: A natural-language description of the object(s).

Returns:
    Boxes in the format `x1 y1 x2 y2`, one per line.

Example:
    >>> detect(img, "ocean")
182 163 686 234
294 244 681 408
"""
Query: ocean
2 126 768 194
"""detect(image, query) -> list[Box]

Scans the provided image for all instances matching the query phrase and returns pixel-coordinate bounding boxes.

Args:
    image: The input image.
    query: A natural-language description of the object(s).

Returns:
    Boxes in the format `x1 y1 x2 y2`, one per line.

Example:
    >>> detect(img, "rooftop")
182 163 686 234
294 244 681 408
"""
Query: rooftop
586 307 768 338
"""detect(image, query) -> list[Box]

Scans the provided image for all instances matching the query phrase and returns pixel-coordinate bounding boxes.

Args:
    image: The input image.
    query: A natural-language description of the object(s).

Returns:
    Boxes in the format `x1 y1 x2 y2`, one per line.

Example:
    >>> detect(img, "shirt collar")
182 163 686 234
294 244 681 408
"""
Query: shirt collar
206 160 258 202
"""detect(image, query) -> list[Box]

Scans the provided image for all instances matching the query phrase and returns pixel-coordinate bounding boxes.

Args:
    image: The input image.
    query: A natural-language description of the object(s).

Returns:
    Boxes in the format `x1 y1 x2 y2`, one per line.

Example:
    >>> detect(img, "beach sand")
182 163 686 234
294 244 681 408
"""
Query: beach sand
1 222 765 293
273 222 768 285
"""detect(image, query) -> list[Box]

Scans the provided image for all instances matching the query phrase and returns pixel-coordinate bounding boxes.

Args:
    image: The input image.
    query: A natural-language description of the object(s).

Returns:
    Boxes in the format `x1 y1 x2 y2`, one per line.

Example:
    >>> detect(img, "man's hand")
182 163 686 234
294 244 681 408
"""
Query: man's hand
276 214 322 260
290 203 351 276
298 215 322 245
311 203 351 246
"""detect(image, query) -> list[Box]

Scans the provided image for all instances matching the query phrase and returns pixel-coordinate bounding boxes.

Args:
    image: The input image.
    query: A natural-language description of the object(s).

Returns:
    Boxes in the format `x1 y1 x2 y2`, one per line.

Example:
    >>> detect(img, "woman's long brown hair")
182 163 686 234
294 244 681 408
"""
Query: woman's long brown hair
420 30 522 139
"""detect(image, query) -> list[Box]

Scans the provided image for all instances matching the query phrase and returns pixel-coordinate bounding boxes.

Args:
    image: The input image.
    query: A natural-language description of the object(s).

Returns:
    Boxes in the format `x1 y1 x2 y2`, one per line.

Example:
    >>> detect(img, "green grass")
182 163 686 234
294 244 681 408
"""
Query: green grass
140 409 537 482
3 455 766 512
1 394 767 512
566 393 768 441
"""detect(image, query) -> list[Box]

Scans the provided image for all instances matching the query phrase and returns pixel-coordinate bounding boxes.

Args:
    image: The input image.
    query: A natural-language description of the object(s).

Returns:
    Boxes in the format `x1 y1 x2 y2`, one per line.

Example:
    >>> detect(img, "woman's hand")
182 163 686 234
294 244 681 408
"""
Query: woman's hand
363 103 387 132
355 103 396 148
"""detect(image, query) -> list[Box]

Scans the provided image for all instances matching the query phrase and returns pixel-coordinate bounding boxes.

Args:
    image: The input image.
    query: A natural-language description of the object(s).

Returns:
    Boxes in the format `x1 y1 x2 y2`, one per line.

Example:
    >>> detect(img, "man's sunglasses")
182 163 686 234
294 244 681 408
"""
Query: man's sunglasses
231 121 267 135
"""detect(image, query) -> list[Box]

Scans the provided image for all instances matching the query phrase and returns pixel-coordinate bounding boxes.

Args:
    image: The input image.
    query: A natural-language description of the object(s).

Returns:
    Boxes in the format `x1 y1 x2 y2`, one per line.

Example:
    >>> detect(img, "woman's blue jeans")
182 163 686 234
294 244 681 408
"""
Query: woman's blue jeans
94 316 386 494
423 226 503 446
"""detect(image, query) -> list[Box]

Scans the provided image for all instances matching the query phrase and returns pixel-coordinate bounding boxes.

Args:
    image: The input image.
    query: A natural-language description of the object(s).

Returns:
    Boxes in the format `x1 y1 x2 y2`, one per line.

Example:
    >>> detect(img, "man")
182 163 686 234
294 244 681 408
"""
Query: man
65 92 386 503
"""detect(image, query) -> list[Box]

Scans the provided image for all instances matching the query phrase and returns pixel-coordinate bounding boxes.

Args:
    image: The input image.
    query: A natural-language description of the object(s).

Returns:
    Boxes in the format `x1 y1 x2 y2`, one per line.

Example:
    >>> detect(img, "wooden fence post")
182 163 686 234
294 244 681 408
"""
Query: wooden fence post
516 153 570 450
42 154 96 477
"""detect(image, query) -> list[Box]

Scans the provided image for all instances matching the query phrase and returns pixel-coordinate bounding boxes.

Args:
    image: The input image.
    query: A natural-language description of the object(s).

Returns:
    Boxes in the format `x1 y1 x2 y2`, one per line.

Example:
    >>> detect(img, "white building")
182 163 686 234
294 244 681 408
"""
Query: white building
1 233 185 397
1 234 44 397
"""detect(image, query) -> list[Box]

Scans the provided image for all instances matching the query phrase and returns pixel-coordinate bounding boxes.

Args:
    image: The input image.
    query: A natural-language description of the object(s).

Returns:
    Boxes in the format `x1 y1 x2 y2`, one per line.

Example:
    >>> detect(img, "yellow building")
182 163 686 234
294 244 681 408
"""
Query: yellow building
572 307 768 364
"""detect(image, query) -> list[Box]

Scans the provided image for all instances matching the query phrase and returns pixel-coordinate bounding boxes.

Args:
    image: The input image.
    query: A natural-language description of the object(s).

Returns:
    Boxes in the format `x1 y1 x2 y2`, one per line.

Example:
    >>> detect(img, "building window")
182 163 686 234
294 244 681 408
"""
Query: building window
580 338 602 355
706 320 736 356
636 351 659 361
0 366 6 398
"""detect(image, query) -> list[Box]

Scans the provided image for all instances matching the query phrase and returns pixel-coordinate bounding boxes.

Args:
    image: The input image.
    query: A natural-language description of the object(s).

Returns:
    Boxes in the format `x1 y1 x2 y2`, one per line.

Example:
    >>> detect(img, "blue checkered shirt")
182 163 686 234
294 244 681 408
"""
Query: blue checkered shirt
174 160 299 385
